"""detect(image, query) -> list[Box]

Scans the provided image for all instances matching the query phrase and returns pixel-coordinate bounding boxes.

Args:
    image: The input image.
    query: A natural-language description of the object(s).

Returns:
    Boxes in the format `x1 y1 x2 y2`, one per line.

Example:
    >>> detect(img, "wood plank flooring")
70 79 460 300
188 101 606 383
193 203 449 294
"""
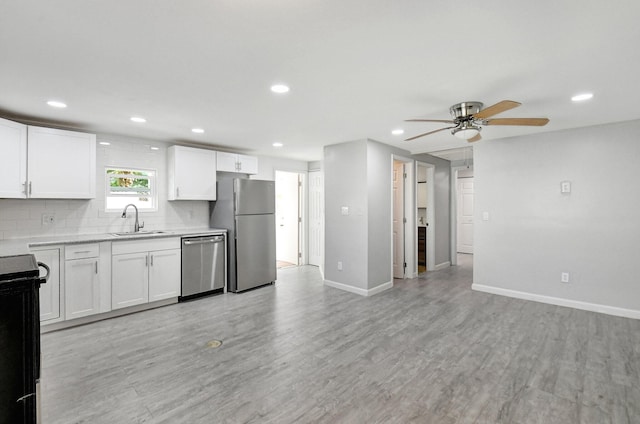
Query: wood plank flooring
40 255 640 423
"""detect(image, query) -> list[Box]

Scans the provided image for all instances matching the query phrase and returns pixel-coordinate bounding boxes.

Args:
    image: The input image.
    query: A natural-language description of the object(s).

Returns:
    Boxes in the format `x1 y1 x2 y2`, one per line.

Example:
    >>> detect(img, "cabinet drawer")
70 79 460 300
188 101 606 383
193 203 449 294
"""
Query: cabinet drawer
112 237 181 255
66 243 99 259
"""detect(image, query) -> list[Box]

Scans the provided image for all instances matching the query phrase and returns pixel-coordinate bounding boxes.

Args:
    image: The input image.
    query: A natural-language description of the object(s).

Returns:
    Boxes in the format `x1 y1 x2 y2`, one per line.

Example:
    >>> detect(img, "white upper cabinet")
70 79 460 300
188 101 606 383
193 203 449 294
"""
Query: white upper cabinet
0 117 28 198
216 151 258 175
0 118 96 199
167 145 217 200
28 126 96 198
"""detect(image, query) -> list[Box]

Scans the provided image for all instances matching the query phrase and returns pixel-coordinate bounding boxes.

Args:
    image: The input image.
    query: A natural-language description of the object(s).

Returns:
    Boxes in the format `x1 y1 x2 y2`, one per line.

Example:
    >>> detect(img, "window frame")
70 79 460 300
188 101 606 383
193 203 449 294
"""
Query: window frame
104 166 158 212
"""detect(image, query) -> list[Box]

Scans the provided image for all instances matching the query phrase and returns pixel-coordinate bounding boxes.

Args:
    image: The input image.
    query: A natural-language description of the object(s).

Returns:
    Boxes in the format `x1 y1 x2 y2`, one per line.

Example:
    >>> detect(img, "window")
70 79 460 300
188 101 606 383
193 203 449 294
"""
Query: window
105 167 157 211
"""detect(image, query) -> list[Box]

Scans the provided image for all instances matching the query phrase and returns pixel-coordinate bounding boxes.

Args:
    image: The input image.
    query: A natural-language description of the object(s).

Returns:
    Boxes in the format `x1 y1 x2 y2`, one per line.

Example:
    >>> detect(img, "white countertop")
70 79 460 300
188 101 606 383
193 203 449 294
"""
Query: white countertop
0 228 227 256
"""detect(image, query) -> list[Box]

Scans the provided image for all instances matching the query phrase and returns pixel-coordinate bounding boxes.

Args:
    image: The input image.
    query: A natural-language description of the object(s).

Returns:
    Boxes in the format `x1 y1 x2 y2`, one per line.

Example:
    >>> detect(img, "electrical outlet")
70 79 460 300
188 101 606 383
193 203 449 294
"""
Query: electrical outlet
41 214 55 225
561 272 570 283
338 261 343 271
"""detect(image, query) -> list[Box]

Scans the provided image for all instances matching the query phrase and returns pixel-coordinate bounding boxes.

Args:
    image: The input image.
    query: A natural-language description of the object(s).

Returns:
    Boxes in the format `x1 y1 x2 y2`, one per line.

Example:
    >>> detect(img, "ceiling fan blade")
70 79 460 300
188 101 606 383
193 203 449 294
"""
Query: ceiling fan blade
473 100 521 119
405 126 455 141
484 117 549 126
467 133 482 142
405 119 455 124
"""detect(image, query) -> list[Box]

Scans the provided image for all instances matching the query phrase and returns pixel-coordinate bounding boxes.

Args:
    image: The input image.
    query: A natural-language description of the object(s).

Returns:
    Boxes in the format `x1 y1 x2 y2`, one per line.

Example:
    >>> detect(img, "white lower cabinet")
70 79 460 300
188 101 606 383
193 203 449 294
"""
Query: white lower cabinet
64 243 109 320
148 249 182 302
31 247 62 322
112 238 181 310
65 257 100 319
112 252 149 309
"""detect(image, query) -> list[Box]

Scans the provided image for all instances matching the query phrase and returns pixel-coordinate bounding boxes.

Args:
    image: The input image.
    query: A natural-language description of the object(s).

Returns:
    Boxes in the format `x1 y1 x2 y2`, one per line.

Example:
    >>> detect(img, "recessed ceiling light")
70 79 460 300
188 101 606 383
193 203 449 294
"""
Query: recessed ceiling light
270 84 290 94
571 93 593 102
99 141 111 146
130 116 146 123
272 142 283 147
150 146 159 151
392 129 404 135
191 128 205 134
47 100 67 108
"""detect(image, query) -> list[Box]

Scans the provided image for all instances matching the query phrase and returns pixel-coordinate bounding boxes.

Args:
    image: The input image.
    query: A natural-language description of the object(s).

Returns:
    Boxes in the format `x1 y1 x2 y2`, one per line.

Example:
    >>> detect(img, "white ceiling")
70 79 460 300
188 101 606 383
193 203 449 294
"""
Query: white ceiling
2 1 640 162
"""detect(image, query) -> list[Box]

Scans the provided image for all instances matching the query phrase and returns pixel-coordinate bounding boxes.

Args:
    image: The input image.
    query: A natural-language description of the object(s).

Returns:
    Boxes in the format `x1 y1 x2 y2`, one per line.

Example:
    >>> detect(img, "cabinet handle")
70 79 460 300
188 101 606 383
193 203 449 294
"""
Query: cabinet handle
145 255 148 267
176 187 180 197
23 181 28 195
29 181 32 195
95 261 98 274
150 254 154 266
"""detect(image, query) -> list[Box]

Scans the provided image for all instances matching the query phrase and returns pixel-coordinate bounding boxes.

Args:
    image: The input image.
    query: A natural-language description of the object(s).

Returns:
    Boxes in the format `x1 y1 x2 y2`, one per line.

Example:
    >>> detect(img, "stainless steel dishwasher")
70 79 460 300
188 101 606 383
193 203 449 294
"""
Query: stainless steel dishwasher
180 234 225 301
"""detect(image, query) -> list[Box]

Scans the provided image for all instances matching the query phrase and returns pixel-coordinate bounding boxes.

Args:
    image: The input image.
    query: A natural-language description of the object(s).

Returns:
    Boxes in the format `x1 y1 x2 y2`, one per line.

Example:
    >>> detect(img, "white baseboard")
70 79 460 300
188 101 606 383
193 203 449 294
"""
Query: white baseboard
434 261 451 271
472 284 640 320
324 279 393 297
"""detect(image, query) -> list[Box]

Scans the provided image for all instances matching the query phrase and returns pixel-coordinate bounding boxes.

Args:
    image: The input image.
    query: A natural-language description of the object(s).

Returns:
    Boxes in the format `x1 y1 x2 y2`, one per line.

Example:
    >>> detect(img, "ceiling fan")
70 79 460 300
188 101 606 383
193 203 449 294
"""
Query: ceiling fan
405 100 549 142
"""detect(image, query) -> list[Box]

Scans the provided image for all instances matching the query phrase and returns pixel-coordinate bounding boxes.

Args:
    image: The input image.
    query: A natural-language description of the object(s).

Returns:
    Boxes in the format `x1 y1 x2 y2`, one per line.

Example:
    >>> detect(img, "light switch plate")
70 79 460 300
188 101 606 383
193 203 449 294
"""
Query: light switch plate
341 206 349 216
561 181 571 193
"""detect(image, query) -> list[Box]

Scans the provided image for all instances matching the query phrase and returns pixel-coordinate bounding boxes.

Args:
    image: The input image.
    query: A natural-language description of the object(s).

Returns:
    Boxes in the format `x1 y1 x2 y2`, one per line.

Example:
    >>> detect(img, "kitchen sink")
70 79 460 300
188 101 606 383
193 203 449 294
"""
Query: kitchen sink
111 230 168 237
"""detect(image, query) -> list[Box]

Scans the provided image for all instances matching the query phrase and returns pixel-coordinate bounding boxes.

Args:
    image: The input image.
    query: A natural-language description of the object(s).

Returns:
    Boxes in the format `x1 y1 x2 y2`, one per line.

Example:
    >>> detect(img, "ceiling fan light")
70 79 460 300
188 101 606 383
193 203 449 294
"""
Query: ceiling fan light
452 125 481 140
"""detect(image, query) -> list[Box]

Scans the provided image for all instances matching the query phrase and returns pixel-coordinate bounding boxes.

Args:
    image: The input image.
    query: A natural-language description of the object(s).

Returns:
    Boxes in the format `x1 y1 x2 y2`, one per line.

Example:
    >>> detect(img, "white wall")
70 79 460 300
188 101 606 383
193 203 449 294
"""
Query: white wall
252 155 308 181
473 119 640 317
0 134 209 239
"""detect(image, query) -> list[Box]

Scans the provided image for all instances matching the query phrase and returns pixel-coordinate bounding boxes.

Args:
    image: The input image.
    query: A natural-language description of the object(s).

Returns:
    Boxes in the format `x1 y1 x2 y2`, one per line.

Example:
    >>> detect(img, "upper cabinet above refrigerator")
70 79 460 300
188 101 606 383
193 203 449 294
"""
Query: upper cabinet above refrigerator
167 145 217 201
216 151 258 175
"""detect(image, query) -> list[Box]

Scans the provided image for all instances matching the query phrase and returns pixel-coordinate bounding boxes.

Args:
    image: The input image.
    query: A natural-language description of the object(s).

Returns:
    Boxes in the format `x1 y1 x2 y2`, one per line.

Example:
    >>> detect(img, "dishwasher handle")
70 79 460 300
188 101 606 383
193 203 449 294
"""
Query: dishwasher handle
183 236 224 245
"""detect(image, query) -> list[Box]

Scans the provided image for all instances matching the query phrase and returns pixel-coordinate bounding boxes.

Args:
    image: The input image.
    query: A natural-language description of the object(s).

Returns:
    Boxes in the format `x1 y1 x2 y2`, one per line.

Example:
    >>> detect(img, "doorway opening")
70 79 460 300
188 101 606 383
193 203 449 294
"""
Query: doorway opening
275 170 303 268
416 161 435 274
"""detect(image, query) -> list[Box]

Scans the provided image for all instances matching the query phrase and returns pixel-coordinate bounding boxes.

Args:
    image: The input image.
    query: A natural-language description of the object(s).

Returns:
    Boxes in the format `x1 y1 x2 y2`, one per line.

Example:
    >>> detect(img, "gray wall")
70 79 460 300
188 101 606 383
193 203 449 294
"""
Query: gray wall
473 119 640 313
324 139 369 289
366 141 394 287
324 138 452 292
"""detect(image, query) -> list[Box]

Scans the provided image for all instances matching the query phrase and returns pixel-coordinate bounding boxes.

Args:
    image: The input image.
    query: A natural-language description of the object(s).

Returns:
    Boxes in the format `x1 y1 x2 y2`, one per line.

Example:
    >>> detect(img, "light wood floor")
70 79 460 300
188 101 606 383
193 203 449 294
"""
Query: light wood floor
41 255 640 423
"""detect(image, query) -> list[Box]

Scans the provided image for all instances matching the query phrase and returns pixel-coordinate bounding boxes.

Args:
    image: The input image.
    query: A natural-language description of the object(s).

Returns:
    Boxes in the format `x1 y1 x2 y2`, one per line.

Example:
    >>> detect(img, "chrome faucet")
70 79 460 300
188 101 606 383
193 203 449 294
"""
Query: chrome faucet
121 204 144 232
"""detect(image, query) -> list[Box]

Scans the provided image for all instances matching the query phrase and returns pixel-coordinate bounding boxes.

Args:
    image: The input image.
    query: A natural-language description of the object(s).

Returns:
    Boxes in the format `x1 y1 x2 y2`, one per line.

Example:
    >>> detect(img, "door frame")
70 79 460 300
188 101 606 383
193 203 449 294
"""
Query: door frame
391 155 415 280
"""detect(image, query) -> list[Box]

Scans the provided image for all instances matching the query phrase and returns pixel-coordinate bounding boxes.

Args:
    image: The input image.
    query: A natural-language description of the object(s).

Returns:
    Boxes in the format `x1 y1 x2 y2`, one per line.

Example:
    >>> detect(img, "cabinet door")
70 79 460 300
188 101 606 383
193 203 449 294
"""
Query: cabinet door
237 154 258 175
27 126 96 199
216 151 238 173
33 248 61 322
168 146 216 200
65 258 100 320
148 249 181 302
0 117 27 198
112 252 149 310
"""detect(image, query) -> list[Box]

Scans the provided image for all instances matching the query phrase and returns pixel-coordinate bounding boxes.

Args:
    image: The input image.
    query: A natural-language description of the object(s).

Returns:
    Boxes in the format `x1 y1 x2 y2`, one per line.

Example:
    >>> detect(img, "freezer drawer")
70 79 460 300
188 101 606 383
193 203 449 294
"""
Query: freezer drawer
180 235 225 299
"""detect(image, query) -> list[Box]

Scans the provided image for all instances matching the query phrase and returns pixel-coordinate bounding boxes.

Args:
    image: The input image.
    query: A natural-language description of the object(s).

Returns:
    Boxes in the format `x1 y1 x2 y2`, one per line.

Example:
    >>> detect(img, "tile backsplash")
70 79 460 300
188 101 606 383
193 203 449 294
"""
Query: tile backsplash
0 134 210 240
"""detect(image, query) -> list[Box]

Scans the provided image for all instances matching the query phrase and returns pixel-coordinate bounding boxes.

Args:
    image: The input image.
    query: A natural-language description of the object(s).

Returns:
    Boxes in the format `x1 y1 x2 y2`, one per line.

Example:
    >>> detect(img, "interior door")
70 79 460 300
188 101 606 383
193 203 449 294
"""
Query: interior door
393 161 405 278
457 177 474 254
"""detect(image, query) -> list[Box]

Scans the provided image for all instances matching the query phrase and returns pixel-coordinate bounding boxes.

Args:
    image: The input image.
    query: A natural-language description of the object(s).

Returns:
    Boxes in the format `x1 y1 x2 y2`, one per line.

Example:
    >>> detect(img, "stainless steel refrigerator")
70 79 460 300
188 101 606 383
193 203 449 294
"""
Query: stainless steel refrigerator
209 176 276 292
